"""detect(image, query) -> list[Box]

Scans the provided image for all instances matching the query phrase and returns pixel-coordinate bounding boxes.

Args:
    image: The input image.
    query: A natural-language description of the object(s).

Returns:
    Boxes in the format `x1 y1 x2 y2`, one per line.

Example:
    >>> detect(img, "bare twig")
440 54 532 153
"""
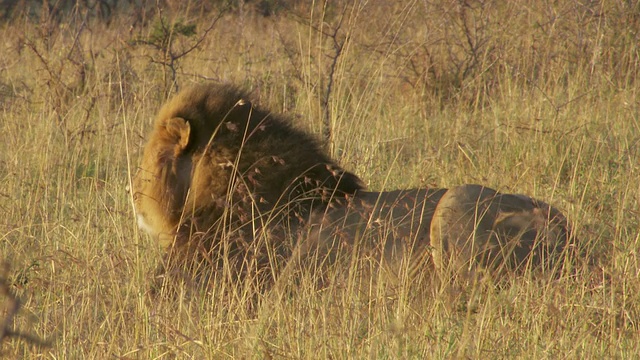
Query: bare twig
0 263 50 352
129 6 228 95
320 4 349 154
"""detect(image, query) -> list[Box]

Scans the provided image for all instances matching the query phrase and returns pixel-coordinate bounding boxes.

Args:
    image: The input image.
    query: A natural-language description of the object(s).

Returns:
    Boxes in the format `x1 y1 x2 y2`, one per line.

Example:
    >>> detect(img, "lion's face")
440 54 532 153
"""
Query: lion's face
133 117 193 249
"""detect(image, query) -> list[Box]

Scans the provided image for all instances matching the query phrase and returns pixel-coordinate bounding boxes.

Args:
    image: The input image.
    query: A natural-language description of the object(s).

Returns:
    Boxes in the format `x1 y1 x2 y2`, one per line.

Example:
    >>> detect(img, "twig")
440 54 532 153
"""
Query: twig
320 4 349 154
0 263 50 352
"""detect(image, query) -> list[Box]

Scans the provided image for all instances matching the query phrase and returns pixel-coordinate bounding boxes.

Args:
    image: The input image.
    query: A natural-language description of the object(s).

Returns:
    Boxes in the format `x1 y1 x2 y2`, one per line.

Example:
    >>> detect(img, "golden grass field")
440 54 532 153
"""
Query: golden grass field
1 1 639 358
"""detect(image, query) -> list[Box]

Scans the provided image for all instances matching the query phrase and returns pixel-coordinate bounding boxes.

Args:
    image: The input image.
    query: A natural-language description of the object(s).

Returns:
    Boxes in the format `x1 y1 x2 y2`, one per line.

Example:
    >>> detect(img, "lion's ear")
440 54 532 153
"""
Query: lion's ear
166 117 191 151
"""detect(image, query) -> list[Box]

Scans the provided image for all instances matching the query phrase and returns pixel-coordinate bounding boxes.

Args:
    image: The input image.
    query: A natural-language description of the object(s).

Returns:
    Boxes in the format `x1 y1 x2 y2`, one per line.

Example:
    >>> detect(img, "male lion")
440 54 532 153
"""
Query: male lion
133 83 573 293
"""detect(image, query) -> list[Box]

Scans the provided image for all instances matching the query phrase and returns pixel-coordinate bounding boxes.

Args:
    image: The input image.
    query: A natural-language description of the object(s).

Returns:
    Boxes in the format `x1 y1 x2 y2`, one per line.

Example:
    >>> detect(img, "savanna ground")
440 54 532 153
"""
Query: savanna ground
1 0 639 358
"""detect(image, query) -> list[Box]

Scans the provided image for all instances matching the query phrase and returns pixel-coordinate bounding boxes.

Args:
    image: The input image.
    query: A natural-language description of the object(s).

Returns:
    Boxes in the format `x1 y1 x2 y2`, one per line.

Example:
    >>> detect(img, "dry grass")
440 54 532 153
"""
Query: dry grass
1 0 639 357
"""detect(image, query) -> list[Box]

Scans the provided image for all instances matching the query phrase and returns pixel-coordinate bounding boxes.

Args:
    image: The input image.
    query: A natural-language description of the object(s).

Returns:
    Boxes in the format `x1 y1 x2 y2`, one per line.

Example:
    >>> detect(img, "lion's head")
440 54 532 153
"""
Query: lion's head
132 83 364 257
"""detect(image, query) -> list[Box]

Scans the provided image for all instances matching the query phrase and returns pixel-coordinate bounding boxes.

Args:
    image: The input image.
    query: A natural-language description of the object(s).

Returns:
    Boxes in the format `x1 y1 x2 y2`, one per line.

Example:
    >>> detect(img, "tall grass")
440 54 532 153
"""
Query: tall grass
1 0 639 357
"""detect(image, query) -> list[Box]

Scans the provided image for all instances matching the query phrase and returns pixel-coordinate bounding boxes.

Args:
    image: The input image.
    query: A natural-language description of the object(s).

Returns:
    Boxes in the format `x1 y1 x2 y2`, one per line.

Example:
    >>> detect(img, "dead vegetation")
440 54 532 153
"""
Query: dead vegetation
0 0 639 357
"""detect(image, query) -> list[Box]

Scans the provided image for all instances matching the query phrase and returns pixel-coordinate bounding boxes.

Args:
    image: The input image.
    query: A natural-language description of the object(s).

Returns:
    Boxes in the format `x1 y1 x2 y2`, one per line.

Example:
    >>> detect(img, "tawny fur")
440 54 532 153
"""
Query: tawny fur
295 185 571 284
133 83 574 294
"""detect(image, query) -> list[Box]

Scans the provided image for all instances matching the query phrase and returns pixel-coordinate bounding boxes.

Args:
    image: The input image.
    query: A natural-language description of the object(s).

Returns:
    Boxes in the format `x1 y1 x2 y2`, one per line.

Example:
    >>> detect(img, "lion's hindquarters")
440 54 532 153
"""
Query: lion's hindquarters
430 184 570 279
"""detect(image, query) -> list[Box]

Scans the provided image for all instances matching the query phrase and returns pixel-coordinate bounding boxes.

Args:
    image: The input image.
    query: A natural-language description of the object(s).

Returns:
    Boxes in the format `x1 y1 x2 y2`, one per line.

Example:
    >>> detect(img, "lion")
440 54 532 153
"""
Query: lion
133 83 573 294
